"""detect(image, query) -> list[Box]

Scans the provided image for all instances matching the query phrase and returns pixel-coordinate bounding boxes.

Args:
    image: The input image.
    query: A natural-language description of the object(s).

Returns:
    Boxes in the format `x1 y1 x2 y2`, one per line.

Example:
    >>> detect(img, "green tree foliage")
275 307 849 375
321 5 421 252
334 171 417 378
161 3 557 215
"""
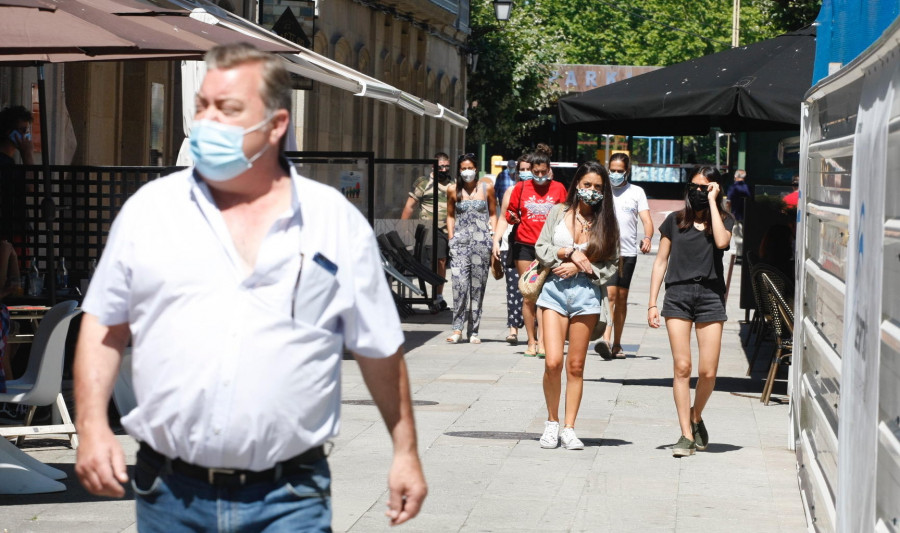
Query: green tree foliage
466 0 565 149
467 0 821 150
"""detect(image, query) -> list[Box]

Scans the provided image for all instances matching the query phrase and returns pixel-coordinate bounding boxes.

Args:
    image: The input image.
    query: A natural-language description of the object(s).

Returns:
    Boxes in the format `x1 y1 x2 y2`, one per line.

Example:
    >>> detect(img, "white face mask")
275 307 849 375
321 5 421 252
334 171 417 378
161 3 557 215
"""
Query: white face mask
460 169 477 182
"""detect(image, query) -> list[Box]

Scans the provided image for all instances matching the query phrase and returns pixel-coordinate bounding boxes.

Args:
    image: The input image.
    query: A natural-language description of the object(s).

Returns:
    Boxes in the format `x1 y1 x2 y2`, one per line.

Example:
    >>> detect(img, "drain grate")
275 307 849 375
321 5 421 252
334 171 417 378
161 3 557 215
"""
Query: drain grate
342 399 439 406
444 431 539 441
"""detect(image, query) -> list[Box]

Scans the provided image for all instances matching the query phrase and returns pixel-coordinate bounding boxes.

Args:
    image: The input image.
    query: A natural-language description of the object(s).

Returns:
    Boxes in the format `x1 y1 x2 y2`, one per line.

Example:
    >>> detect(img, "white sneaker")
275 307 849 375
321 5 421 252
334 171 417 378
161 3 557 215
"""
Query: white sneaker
560 427 584 450
540 421 560 448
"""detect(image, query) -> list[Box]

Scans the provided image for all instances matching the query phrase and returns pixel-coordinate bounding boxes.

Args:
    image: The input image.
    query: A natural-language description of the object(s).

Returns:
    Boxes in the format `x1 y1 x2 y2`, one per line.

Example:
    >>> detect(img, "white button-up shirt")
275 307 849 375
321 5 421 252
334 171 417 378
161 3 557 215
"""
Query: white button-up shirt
82 163 404 471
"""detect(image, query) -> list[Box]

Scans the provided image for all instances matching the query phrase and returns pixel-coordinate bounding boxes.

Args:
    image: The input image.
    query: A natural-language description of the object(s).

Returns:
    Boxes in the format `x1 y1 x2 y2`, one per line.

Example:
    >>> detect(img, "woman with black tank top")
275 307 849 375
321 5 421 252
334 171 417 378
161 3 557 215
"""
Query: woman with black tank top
647 167 734 457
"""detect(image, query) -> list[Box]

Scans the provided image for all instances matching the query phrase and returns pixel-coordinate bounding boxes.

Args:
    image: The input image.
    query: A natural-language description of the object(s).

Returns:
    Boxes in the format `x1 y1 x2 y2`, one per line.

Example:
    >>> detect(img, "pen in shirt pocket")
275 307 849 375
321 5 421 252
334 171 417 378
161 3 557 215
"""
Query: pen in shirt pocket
291 252 304 321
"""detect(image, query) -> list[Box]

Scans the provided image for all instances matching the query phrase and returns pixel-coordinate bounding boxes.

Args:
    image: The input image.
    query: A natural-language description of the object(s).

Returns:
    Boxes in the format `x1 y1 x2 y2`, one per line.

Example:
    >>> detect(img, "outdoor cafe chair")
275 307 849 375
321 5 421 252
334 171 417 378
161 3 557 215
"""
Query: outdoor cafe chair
759 272 794 405
746 262 792 375
0 300 81 448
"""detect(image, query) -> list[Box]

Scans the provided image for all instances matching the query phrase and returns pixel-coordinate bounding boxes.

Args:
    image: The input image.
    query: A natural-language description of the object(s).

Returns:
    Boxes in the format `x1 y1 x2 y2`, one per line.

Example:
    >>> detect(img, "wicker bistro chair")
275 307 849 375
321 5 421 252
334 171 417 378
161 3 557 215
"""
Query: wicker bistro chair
759 271 794 405
746 262 793 375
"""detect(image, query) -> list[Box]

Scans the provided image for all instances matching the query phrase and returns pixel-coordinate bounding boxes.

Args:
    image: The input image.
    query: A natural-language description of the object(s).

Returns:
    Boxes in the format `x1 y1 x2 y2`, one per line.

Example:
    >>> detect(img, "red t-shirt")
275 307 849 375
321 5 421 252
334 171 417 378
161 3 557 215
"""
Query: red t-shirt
506 180 568 245
783 190 799 209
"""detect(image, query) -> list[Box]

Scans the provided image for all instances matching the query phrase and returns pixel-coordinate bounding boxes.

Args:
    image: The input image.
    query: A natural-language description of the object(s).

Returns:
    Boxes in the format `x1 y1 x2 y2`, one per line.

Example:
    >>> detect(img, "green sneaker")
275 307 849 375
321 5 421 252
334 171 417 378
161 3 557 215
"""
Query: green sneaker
692 419 709 451
672 435 696 457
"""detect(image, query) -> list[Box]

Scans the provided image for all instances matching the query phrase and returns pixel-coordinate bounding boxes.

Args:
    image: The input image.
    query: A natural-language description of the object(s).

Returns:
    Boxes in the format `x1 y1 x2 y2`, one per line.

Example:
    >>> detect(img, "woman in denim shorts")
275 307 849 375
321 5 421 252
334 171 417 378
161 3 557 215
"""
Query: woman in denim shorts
647 167 735 457
533 161 619 450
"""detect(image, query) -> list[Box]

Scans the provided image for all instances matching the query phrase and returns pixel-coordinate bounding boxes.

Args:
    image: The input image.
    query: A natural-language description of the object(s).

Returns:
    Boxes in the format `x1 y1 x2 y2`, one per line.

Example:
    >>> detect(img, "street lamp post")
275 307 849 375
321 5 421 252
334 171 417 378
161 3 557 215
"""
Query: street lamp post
493 0 513 21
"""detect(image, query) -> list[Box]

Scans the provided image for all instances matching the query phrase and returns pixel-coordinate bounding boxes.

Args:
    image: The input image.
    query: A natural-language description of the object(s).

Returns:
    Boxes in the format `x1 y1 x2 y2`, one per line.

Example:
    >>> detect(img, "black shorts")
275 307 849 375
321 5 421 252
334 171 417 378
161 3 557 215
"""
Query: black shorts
435 231 449 260
511 242 537 263
661 279 727 323
609 256 637 289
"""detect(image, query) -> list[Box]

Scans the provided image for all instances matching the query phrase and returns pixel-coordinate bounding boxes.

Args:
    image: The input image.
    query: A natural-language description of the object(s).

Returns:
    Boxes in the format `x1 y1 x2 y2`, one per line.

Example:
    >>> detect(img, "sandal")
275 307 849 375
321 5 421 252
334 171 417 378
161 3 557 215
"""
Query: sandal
536 346 546 359
470 335 481 344
524 343 538 357
612 345 626 359
505 333 518 345
446 331 462 343
595 340 613 360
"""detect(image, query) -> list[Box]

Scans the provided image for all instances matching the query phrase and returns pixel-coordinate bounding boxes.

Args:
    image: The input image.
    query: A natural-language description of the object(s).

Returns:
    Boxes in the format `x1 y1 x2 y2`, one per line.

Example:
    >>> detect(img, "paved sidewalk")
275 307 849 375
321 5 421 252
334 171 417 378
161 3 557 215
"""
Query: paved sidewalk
1 203 806 532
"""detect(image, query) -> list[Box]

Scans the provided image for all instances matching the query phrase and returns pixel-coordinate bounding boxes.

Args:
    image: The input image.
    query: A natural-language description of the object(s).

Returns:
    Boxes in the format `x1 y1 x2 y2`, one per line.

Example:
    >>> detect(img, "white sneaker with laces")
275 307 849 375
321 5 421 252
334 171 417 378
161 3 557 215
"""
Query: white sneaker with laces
560 427 584 450
540 421 560 448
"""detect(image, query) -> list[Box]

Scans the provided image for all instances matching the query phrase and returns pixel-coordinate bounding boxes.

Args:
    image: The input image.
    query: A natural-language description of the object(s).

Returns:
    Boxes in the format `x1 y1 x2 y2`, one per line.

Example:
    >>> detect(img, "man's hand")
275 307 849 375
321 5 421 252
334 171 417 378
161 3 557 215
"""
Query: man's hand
75 424 129 497
385 452 427 526
640 237 652 254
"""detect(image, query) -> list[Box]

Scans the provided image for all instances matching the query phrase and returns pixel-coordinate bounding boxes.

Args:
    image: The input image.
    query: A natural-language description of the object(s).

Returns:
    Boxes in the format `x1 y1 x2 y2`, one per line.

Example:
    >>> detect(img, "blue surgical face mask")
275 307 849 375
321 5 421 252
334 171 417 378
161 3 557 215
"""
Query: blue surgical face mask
577 188 604 206
533 175 551 185
609 171 627 187
190 117 272 182
518 171 533 181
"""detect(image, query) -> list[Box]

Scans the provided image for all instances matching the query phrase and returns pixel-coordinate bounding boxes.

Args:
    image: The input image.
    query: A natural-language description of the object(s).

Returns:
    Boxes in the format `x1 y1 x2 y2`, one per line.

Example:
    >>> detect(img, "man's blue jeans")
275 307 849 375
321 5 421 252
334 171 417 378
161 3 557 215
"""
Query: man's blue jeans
132 456 332 532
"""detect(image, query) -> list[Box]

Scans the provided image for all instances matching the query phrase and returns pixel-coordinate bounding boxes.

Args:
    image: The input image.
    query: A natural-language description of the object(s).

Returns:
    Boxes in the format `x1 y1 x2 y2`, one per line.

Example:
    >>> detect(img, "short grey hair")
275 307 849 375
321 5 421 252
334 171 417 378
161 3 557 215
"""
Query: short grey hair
204 43 292 116
734 169 747 180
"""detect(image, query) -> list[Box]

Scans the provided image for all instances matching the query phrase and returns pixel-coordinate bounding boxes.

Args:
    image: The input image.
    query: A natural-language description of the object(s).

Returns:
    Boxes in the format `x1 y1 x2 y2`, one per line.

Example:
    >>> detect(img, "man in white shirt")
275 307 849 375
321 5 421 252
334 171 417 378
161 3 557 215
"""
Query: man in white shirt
73 43 426 531
597 154 653 360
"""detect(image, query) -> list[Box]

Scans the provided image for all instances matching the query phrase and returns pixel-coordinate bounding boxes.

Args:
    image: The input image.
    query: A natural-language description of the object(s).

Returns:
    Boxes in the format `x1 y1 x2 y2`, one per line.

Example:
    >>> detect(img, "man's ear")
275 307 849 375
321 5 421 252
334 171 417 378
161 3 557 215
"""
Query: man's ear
269 109 290 145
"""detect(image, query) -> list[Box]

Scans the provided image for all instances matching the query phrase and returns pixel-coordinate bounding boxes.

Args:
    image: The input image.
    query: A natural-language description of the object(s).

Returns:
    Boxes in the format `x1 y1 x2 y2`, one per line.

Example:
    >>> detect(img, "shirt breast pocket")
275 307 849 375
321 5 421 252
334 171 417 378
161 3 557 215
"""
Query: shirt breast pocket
293 252 341 327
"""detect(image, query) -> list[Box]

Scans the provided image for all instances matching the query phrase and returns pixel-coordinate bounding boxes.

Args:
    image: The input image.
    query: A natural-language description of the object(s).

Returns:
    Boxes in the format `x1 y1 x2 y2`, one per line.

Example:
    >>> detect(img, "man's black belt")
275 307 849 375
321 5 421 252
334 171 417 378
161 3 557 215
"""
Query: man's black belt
138 442 326 487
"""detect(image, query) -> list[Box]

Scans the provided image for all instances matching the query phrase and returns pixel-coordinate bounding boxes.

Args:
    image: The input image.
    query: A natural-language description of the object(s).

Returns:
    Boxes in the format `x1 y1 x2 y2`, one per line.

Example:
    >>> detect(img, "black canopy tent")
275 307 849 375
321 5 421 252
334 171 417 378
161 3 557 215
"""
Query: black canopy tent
558 26 816 135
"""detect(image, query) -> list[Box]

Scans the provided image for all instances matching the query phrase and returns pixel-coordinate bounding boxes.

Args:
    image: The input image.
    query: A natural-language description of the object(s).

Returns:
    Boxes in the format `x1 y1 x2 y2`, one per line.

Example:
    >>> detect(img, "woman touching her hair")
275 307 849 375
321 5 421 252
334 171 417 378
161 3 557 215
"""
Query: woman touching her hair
534 161 619 450
445 154 497 344
647 166 734 457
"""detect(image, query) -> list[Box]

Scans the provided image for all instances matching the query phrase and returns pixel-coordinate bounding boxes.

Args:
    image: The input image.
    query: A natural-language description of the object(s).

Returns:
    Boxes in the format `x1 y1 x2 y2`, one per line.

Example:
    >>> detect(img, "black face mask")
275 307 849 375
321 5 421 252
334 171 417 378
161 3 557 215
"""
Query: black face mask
689 189 710 210
436 170 452 183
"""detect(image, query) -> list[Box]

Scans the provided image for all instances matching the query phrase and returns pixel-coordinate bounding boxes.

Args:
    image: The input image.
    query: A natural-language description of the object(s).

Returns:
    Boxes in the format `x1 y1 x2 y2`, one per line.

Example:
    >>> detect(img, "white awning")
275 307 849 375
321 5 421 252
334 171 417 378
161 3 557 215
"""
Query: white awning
175 0 467 128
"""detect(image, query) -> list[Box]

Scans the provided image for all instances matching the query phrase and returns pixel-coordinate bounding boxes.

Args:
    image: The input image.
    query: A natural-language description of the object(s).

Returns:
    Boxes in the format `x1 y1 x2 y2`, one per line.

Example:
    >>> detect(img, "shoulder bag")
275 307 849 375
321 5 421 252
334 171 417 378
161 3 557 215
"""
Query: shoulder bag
518 259 549 302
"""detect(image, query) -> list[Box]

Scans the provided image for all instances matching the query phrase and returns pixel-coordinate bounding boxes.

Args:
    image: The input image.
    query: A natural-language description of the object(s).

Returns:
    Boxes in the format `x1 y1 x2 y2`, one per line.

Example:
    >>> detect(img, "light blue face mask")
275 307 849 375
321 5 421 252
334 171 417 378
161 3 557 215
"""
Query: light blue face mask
533 174 551 185
609 171 627 187
518 171 534 181
190 117 272 182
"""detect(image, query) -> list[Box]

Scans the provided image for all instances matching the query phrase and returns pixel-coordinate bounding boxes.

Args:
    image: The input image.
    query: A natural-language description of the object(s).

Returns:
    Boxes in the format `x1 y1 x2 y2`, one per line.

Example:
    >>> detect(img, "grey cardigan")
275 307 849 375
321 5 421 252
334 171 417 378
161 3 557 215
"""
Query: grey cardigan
534 203 619 288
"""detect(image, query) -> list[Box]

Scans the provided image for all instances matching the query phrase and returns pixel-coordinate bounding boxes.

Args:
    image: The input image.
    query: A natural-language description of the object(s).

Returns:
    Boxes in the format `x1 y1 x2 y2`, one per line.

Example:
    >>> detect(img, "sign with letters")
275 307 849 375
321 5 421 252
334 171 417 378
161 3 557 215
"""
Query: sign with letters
548 64 661 93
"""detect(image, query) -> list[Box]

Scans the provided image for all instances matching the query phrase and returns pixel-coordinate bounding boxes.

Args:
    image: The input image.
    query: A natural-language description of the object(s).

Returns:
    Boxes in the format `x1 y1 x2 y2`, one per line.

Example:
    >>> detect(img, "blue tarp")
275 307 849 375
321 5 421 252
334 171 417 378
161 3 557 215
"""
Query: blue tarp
813 0 900 84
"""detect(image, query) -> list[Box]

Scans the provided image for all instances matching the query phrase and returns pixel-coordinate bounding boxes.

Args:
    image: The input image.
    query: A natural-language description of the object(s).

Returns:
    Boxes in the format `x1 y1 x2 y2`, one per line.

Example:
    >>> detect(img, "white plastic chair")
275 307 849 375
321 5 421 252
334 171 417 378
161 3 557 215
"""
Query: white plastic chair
0 300 81 448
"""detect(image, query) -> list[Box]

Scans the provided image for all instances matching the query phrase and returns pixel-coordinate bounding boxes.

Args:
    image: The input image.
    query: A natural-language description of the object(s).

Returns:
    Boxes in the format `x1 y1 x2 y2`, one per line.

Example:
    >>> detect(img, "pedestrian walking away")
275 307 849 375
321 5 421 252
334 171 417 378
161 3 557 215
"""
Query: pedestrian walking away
599 152 653 360
535 161 619 450
73 43 426 531
492 154 532 345
505 146 567 357
647 166 734 457
446 154 497 344
726 169 751 257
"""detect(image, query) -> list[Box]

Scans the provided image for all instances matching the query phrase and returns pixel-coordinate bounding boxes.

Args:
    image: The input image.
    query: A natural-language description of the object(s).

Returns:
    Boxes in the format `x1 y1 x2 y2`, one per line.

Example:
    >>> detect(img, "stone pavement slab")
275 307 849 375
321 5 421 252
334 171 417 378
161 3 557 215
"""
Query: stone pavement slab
1 200 806 532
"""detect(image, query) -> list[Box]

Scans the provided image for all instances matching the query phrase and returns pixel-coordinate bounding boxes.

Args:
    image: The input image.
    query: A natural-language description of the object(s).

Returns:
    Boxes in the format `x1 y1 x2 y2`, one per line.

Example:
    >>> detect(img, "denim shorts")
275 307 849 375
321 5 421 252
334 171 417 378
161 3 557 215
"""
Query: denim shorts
662 280 727 323
537 273 605 317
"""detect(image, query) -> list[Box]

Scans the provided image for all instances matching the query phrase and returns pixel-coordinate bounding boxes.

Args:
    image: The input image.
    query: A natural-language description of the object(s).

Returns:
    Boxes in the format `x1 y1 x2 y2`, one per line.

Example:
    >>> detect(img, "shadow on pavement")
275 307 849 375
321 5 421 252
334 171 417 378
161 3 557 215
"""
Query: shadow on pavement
443 431 632 448
584 376 788 397
655 443 743 453
0 463 136 506
342 329 445 359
